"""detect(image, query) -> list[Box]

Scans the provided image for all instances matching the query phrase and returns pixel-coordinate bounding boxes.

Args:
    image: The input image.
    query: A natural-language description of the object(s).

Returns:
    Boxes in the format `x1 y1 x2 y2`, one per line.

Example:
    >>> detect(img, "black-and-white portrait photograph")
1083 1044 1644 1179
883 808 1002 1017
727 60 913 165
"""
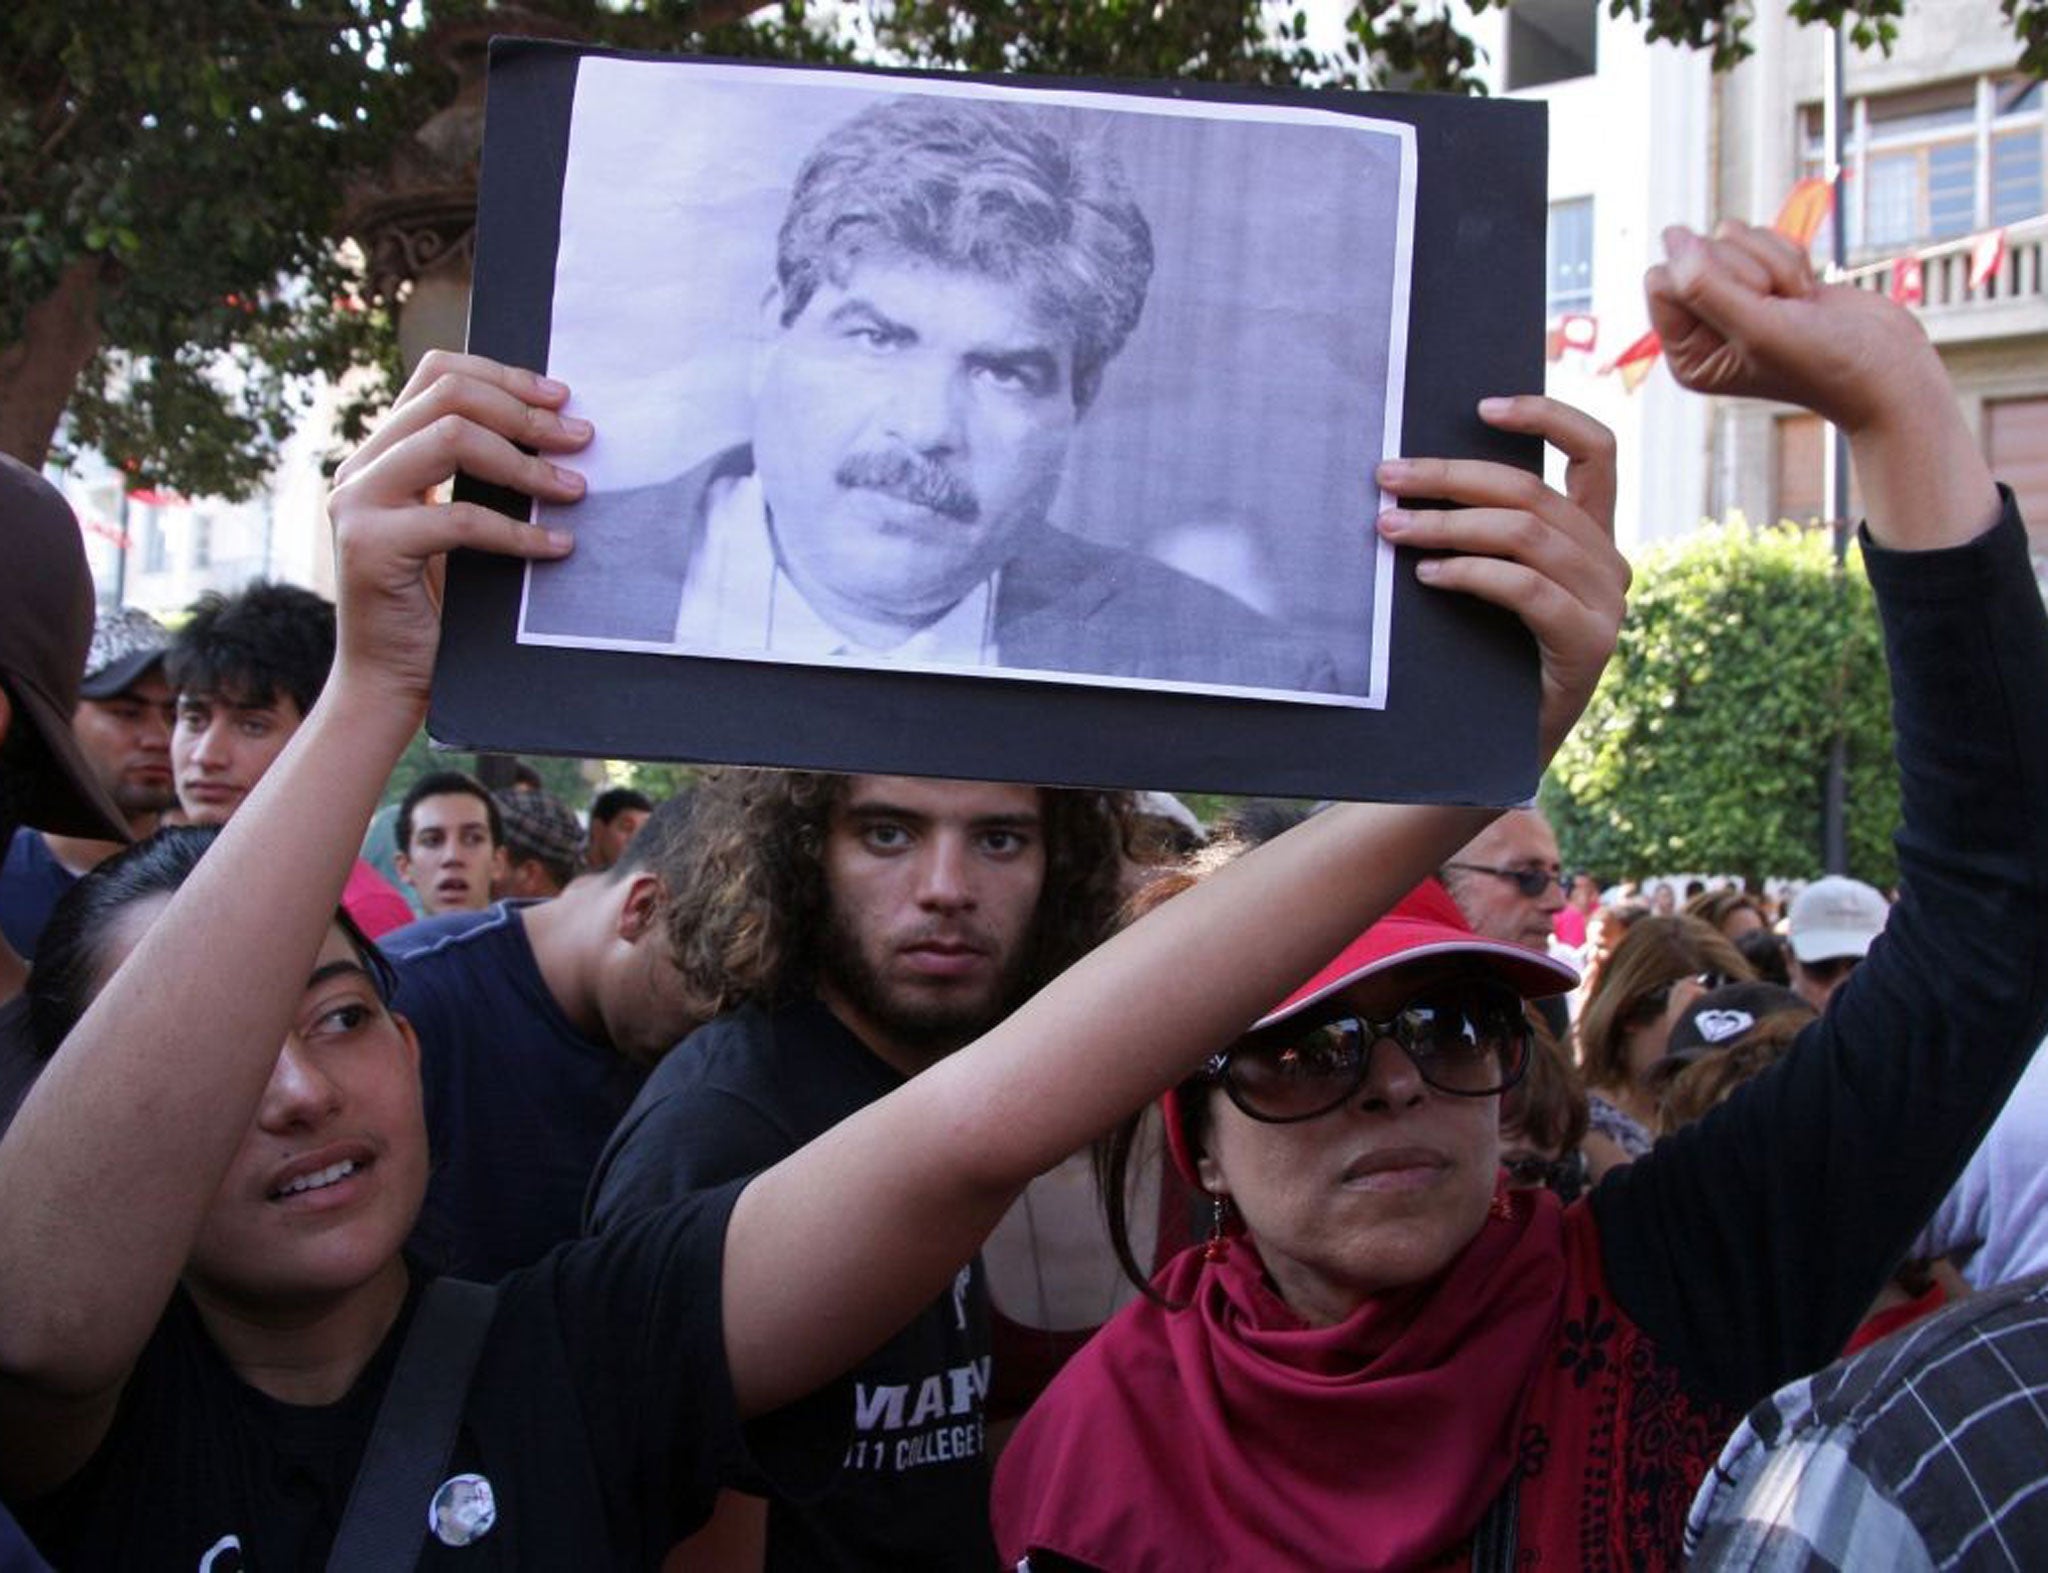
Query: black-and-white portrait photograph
516 58 1416 708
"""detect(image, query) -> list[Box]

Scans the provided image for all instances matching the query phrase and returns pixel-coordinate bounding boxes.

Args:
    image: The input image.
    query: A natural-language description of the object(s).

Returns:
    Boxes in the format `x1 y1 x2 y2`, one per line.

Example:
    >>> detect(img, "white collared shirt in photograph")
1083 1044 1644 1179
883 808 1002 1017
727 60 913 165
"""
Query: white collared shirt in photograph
674 472 999 663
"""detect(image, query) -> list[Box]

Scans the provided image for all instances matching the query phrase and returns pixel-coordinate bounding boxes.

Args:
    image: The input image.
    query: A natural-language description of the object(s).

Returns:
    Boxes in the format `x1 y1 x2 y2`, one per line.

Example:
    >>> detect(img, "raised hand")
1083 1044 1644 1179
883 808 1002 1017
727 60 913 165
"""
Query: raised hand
325 351 591 711
1374 395 1628 761
1645 222 1998 548
1646 223 1934 434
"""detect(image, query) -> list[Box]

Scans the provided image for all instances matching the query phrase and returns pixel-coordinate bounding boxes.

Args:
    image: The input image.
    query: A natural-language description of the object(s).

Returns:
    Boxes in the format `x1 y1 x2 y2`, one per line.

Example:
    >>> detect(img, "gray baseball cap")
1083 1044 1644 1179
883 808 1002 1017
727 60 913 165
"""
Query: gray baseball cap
79 608 171 700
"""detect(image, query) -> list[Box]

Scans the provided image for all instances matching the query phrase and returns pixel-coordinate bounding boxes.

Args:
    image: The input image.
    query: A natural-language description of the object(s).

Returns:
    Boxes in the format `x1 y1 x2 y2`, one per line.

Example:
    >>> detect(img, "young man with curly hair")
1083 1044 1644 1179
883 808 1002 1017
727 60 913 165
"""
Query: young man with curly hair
589 769 1129 1571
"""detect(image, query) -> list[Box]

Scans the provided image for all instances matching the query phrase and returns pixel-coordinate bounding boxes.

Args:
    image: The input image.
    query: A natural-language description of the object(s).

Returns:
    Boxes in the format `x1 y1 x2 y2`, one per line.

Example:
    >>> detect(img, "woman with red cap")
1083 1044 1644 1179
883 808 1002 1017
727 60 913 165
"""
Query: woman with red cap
991 227 2048 1570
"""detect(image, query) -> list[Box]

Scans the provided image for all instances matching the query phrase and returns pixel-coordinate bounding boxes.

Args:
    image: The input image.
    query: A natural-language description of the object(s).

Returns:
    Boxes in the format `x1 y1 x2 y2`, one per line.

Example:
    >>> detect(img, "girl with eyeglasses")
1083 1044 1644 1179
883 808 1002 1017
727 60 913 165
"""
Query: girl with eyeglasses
1573 914 1753 1181
991 225 2048 1571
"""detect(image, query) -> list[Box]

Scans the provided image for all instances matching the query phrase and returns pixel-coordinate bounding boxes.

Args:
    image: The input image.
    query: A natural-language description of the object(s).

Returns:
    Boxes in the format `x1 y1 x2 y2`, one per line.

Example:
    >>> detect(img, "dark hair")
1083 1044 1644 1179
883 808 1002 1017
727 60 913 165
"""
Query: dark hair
777 95 1154 412
508 761 544 793
397 770 503 852
589 786 655 826
1501 1011 1588 1156
665 768 1131 1025
1575 916 1755 1091
1735 926 1791 986
1210 798 1313 849
28 826 394 1061
165 581 334 719
610 789 696 883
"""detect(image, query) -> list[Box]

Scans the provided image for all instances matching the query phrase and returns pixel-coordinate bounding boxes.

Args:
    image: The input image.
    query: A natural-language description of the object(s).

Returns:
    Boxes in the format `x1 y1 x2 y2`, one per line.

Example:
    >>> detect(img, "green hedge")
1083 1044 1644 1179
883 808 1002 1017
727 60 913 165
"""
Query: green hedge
1540 522 1898 889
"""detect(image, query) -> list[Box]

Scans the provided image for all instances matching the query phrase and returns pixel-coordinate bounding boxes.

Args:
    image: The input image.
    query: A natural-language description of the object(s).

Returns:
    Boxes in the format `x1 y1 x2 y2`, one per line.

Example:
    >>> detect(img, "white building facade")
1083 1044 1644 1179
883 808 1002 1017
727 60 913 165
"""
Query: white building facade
1463 0 2043 569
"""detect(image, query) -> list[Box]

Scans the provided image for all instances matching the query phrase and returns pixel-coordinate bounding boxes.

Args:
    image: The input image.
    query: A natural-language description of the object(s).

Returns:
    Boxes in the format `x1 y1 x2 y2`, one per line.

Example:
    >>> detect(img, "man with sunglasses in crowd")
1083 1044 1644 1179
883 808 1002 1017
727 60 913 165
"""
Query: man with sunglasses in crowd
1439 809 1573 1037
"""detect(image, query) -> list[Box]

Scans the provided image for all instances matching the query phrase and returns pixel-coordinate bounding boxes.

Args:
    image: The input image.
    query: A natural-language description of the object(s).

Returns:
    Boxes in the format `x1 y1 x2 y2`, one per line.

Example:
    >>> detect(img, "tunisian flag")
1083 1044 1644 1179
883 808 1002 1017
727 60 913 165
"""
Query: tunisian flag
1890 256 1925 306
1773 178 1835 248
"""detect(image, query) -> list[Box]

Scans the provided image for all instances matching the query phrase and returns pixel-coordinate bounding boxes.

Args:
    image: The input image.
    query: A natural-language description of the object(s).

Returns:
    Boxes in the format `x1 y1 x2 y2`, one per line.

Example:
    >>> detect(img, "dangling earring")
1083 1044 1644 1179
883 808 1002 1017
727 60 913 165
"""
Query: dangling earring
1489 1179 1515 1223
1204 1191 1231 1261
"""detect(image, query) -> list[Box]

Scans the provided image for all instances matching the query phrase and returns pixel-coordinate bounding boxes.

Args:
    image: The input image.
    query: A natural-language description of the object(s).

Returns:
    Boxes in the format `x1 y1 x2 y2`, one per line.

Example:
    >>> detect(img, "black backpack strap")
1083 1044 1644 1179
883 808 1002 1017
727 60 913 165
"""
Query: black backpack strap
326 1277 499 1573
1469 1469 1520 1573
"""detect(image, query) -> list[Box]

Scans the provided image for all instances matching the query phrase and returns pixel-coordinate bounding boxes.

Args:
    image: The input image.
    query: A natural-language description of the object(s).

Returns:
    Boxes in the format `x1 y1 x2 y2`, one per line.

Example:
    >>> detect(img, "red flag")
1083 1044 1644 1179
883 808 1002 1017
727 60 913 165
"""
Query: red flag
1602 329 1661 394
1969 229 2007 291
1773 178 1835 248
1889 256 1925 306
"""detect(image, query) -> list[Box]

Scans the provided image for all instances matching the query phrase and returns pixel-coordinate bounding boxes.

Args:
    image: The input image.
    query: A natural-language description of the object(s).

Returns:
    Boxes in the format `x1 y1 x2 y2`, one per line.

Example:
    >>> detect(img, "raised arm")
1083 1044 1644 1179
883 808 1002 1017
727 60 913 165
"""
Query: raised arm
0 356 588 1491
1646 221 2000 547
1594 224 2047 1406
720 396 1631 1417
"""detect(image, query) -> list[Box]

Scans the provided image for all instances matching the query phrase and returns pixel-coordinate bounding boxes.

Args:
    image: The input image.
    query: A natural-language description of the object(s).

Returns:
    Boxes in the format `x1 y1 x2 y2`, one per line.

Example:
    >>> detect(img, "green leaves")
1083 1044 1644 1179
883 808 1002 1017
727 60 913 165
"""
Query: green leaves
1542 522 1898 887
7 0 2042 499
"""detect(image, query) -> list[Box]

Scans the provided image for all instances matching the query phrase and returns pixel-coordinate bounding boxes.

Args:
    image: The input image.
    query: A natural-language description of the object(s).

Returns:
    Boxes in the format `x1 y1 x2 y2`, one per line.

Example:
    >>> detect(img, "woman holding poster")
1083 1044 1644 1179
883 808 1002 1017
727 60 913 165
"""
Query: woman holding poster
989 223 2047 1570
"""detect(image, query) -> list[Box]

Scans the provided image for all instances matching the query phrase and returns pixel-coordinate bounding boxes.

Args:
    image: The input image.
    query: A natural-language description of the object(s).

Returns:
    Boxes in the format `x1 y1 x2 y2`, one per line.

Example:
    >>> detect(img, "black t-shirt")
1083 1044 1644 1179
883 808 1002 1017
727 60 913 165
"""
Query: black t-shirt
15 1182 843 1570
385 904 649 1280
589 999 996 1572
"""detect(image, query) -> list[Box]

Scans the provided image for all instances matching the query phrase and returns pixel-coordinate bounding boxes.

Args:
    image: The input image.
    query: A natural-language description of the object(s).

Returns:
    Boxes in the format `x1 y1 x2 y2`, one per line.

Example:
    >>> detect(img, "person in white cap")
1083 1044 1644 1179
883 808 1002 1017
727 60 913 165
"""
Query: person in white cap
1786 874 1889 1011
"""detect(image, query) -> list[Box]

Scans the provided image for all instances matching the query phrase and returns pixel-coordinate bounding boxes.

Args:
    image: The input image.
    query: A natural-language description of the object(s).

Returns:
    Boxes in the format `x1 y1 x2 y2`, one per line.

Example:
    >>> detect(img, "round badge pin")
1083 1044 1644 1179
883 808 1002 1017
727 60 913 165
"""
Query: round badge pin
429 1473 498 1548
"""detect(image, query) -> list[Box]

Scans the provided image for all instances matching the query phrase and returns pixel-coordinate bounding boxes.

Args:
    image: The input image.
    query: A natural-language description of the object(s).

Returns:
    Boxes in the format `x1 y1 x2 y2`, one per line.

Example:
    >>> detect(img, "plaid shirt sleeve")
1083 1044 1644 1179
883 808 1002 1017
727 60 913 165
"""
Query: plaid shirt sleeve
1685 1275 2048 1571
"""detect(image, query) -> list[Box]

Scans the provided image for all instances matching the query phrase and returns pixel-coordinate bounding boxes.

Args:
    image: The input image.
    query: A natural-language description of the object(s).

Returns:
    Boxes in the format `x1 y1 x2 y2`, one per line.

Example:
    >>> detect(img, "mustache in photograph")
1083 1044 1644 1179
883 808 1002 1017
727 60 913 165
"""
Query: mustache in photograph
836 449 980 523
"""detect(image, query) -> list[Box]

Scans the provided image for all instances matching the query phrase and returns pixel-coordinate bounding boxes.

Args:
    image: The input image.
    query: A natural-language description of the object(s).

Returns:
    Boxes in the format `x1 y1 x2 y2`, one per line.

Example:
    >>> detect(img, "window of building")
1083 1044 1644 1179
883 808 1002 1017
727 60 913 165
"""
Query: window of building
1547 197 1594 316
1800 75 2046 258
1506 0 1596 90
1987 397 2048 560
1775 415 1825 526
191 513 212 570
1774 414 1862 526
141 507 168 575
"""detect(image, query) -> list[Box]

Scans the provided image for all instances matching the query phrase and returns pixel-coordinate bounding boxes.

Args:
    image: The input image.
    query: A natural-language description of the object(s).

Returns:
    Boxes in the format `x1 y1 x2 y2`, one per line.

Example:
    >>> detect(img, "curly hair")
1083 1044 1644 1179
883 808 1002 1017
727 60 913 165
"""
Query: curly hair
777 95 1154 412
664 768 1132 1024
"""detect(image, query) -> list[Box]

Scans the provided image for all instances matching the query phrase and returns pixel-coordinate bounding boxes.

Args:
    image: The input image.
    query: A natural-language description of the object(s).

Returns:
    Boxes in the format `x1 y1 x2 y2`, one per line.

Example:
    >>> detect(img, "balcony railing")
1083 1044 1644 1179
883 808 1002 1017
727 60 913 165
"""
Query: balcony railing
1843 213 2048 327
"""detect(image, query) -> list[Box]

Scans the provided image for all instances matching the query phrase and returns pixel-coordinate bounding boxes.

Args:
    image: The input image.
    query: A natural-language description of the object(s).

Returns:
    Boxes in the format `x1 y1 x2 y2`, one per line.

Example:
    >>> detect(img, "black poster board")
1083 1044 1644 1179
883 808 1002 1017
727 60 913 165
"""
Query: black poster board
437 40 1548 804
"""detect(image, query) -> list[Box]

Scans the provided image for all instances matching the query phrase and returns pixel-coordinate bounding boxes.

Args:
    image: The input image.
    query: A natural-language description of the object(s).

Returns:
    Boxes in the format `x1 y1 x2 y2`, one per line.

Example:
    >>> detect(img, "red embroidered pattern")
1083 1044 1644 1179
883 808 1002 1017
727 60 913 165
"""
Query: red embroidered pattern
1512 1210 1739 1570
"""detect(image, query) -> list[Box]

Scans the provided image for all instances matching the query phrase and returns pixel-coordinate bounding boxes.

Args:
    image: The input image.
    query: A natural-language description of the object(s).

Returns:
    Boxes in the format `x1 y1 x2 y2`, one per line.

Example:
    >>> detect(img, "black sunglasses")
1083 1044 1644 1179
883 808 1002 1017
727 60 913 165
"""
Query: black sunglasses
1207 979 1532 1124
1502 1149 1588 1204
1443 862 1568 900
1627 970 1733 1023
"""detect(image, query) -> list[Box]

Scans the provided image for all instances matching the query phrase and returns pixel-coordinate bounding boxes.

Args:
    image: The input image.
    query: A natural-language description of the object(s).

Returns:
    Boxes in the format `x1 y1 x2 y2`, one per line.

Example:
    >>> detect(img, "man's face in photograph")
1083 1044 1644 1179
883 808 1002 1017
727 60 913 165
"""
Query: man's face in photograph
753 254 1080 630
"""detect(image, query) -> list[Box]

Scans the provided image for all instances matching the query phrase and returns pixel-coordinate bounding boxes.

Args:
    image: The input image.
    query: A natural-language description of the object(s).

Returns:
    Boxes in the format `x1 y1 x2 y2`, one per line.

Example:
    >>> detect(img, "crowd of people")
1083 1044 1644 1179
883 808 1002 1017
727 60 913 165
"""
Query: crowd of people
1 198 2046 1573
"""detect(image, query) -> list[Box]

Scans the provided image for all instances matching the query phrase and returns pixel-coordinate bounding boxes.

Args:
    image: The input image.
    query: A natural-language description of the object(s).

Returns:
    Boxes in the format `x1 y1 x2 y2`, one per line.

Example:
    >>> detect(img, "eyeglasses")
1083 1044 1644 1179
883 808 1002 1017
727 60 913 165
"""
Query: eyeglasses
1502 1149 1587 1204
1443 862 1567 900
1206 980 1532 1123
1627 970 1732 1023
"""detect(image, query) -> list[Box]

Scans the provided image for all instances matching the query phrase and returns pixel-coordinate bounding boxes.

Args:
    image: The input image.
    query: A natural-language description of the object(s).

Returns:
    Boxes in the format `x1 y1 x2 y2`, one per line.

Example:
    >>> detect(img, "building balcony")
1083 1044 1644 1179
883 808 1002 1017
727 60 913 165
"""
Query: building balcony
1844 213 2048 346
